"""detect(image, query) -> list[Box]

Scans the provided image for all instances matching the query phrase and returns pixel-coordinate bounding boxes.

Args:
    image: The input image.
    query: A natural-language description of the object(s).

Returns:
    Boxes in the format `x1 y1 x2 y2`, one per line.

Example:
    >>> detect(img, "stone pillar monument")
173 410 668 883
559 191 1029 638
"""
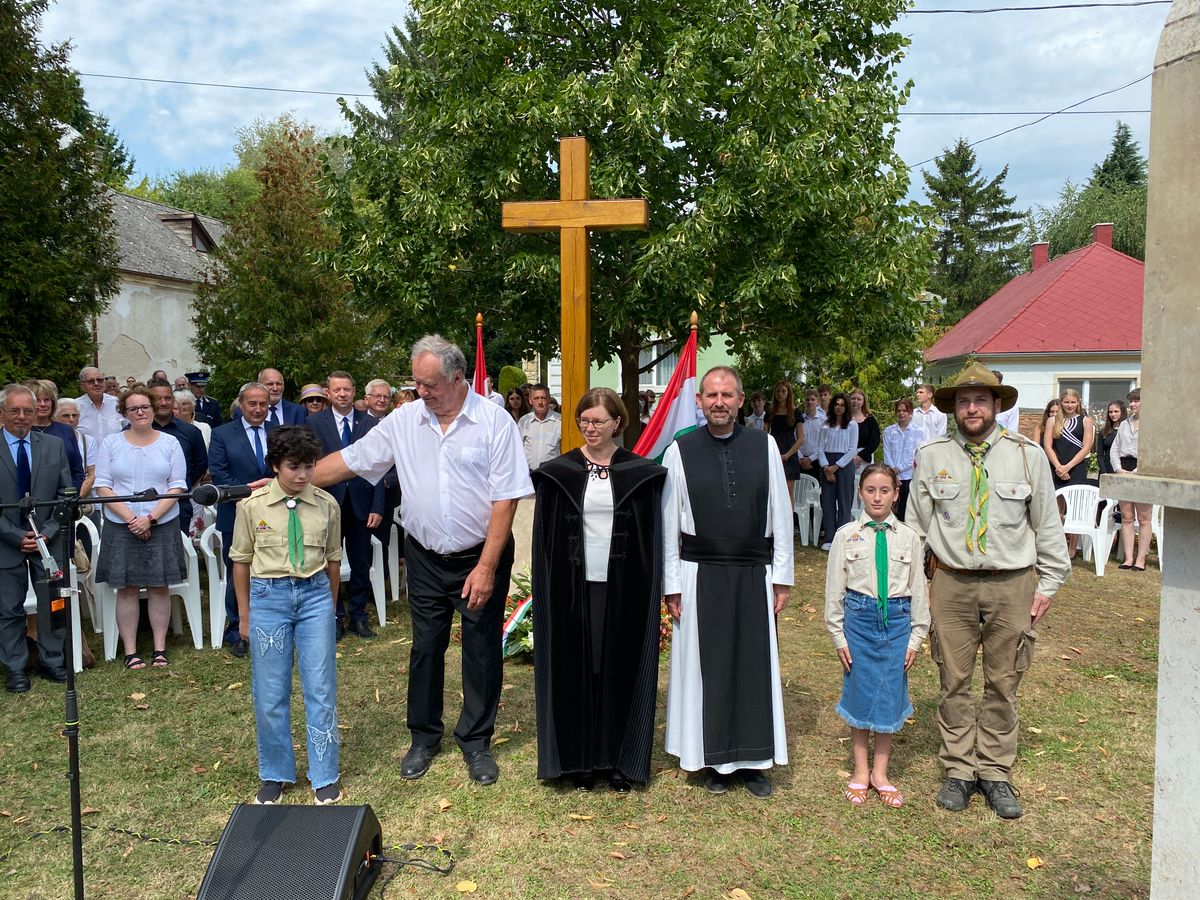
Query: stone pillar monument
1100 2 1200 896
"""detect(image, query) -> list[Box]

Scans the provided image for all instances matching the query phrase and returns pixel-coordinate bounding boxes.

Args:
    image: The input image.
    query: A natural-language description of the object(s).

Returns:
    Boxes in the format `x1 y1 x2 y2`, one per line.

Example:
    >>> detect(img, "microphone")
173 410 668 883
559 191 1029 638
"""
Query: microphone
192 484 254 507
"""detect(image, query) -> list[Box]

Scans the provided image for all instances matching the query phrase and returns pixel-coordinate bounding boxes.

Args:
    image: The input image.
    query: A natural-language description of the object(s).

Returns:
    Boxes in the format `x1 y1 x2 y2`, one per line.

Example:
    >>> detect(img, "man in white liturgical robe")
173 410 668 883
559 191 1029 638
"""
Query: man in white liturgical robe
662 366 793 798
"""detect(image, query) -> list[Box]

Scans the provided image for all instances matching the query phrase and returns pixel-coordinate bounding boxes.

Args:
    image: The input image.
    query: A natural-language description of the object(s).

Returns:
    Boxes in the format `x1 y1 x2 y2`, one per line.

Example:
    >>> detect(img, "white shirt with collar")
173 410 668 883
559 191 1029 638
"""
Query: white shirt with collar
341 389 532 553
913 404 947 439
75 393 125 442
996 405 1021 435
332 408 356 440
240 417 269 454
517 409 562 470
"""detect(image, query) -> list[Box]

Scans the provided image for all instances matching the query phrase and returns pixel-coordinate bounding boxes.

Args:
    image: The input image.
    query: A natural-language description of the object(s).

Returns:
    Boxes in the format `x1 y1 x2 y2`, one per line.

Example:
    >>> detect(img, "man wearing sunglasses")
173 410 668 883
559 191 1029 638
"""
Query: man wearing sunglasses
74 367 125 442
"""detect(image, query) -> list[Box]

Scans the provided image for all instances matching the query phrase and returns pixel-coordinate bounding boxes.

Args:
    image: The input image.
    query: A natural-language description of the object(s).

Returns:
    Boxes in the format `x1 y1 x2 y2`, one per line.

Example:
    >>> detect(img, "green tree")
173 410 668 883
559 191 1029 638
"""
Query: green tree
326 0 933 445
1091 121 1146 191
0 0 119 387
923 138 1025 322
193 123 391 401
67 76 135 187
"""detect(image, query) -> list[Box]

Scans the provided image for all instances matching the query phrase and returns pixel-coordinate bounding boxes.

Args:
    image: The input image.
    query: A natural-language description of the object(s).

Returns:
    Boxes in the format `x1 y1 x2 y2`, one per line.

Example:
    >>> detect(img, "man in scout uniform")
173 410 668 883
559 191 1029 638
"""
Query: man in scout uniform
910 362 1070 819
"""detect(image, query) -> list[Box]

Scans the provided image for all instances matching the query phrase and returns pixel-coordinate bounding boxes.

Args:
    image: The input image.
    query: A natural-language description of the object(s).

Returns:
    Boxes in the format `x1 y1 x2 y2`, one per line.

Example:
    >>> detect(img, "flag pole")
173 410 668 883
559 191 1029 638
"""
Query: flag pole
472 312 487 396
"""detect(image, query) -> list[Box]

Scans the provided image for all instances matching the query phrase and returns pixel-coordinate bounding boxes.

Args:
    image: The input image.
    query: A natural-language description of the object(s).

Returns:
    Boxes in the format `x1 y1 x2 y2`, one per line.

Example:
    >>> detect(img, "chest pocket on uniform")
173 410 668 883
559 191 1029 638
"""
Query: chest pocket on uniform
992 481 1031 527
845 545 873 575
304 527 327 549
930 481 964 527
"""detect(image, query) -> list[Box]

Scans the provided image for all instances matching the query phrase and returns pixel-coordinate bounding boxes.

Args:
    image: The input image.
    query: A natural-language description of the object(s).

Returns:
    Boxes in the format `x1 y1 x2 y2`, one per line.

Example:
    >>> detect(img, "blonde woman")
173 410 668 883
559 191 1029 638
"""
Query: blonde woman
1111 389 1152 571
1044 389 1093 558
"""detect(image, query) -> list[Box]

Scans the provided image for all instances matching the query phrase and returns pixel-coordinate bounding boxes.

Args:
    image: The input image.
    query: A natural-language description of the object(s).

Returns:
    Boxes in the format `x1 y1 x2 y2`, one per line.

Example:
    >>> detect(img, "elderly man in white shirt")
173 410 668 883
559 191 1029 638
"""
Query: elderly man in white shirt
314 335 531 788
74 366 125 442
517 383 562 470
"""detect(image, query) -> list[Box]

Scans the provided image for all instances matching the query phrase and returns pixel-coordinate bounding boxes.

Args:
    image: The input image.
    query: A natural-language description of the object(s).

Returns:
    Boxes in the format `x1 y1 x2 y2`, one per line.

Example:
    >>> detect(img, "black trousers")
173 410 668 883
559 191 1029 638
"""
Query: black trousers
404 533 514 753
0 556 64 673
337 498 375 625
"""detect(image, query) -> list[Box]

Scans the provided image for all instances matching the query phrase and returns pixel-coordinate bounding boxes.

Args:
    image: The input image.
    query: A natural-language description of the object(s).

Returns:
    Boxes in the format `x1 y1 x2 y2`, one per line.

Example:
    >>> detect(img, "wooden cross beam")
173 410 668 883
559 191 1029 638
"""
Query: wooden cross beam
502 136 648 450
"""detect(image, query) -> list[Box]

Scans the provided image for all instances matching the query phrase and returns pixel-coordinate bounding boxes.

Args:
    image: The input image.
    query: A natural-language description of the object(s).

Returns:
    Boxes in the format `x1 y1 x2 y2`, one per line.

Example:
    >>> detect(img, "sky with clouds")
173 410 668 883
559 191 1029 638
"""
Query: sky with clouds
41 0 1171 217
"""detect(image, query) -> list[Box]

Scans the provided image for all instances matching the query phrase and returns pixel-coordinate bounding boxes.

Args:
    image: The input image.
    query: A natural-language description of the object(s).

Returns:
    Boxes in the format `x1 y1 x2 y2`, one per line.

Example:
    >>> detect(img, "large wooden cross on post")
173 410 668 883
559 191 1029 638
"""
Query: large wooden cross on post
502 136 648 451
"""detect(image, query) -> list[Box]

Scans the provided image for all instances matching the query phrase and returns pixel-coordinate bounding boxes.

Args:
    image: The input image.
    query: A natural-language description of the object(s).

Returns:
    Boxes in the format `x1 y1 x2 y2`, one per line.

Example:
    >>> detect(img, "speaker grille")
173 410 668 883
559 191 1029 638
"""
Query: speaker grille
198 805 379 900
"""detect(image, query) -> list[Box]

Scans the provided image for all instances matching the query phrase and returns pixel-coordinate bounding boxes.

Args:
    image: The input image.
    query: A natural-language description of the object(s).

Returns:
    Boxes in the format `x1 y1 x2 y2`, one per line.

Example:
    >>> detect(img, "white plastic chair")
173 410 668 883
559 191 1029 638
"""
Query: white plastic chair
792 474 821 546
97 528 205 661
75 516 102 633
24 562 84 674
1152 504 1165 569
387 507 406 604
1055 485 1114 577
340 536 387 627
198 524 225 649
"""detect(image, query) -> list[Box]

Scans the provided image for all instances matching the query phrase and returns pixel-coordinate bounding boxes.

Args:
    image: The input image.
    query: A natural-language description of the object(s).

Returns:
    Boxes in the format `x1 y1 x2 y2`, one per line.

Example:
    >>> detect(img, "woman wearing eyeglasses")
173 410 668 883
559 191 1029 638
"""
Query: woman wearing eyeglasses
530 387 667 793
93 385 188 670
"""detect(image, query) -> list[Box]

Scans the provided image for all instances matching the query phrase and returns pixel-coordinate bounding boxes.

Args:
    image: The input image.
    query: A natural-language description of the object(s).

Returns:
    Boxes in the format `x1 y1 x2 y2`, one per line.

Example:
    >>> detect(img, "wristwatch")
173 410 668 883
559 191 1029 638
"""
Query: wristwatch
147 515 157 527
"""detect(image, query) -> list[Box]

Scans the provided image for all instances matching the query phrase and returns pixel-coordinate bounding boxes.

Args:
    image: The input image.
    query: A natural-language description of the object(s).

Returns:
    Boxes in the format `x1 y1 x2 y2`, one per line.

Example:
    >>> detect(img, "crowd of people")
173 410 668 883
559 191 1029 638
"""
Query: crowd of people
0 348 1145 817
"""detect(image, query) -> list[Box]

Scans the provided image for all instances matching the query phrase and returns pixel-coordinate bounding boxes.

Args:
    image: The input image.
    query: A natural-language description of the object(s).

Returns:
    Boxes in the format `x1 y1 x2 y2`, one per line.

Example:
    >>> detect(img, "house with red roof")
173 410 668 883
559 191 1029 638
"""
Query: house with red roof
925 223 1142 430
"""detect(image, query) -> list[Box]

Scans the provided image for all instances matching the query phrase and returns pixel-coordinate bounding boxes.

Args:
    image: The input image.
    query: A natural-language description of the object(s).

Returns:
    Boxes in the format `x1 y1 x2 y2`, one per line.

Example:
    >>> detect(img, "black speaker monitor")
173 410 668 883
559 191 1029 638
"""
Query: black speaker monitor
197 804 383 900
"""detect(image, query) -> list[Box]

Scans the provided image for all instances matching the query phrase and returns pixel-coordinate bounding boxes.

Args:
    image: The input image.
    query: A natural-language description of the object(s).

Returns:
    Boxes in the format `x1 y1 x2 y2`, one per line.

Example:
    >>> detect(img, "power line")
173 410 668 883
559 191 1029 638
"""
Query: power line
901 108 1148 116
910 72 1152 168
77 71 372 98
908 1 1170 13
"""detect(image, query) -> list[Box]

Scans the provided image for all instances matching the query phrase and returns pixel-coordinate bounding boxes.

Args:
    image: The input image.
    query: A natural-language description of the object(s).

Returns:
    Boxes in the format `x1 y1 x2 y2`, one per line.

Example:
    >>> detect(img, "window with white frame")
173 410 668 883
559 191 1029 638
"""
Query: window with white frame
637 343 679 389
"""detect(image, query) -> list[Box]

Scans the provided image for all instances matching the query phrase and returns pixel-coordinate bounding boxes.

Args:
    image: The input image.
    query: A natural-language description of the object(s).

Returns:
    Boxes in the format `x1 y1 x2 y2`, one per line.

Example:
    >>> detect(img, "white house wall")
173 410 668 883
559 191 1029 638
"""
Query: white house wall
97 273 203 383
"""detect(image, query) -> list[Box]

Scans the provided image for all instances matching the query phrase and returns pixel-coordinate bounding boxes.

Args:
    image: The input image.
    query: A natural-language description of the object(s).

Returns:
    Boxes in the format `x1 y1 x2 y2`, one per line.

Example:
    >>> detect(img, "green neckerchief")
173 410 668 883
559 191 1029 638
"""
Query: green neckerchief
965 441 991 554
864 519 890 627
285 496 304 571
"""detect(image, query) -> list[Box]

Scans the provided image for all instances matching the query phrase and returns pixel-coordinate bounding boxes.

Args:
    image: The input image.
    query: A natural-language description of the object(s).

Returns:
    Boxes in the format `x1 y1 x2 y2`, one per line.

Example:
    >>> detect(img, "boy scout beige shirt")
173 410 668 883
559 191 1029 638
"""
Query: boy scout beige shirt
910 426 1071 598
824 512 930 652
229 479 343 579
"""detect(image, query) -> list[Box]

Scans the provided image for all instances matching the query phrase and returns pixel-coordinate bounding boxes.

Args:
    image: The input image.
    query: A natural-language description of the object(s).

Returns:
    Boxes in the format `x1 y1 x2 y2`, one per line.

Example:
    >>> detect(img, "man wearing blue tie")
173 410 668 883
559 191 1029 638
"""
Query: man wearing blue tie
258 368 307 427
307 372 383 640
208 382 275 657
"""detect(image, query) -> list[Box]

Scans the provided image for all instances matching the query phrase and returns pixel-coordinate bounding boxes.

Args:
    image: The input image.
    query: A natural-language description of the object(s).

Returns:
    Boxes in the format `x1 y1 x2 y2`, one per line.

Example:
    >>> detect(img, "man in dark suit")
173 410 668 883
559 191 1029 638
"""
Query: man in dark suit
257 368 307 426
308 371 383 639
0 384 73 692
207 382 274 657
187 372 224 429
363 379 401 574
148 379 208 533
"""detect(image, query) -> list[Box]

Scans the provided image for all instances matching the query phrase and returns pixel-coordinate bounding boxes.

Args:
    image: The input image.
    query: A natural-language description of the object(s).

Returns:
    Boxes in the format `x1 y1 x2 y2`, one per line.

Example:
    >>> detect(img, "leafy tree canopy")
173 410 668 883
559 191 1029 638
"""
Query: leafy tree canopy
66 75 135 187
326 0 933 439
0 0 120 387
922 138 1026 324
193 122 392 401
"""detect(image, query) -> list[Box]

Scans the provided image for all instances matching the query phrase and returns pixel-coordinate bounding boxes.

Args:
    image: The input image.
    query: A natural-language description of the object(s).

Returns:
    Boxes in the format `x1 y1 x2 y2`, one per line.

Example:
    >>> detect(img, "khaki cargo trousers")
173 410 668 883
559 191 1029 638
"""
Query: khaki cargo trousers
929 566 1038 781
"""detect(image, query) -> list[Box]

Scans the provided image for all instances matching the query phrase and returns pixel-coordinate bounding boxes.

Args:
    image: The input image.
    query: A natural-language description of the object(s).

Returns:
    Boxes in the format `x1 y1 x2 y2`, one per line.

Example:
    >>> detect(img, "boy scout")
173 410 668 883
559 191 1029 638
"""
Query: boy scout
910 362 1070 819
230 426 344 805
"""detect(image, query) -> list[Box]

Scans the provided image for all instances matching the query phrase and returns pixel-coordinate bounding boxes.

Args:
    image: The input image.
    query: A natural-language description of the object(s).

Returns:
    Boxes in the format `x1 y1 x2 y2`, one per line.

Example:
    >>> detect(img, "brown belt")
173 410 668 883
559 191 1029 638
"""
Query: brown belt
931 555 1030 578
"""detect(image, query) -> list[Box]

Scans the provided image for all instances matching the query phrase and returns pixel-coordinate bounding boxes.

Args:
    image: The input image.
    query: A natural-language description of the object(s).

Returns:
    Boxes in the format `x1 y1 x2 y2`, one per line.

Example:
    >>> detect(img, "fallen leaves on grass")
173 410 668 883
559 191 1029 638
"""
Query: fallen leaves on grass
192 766 207 774
1028 727 1043 734
129 692 146 701
729 889 752 899
456 880 477 893
226 682 243 690
438 798 452 812
1026 857 1044 869
610 851 627 860
81 806 99 815
836 770 851 779
569 813 595 821
588 877 613 889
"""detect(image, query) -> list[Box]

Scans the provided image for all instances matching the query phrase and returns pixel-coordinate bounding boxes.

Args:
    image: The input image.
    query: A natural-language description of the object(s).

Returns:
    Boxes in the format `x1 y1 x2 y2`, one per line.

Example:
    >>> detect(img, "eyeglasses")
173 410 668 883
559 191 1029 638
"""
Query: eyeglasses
303 397 325 404
82 378 105 384
578 417 614 430
124 405 152 413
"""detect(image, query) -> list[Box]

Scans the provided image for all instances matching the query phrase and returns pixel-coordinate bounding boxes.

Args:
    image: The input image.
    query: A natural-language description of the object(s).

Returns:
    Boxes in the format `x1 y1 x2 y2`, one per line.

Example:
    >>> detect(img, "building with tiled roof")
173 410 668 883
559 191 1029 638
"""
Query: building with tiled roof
925 223 1142 423
94 191 226 383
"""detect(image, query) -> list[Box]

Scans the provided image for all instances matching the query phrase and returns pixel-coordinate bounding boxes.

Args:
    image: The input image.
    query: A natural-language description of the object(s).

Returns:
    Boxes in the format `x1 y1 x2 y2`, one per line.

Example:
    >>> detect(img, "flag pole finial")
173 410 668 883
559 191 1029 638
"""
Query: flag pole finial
690 310 698 331
476 312 483 328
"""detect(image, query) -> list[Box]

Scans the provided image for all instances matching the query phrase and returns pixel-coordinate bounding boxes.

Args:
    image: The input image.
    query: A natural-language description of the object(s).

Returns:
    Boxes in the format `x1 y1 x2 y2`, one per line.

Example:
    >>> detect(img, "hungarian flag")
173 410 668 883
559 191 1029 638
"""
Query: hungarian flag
632 327 698 462
472 314 487 396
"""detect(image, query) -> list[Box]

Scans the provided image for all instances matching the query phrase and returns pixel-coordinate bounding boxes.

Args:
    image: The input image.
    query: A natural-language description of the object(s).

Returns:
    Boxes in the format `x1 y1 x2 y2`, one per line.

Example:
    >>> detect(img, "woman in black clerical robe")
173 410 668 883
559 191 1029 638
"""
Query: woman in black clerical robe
530 387 667 792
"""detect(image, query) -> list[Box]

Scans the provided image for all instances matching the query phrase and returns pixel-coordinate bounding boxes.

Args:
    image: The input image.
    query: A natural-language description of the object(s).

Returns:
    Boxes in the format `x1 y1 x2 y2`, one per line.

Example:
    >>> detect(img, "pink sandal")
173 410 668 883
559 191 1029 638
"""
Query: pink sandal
870 775 905 808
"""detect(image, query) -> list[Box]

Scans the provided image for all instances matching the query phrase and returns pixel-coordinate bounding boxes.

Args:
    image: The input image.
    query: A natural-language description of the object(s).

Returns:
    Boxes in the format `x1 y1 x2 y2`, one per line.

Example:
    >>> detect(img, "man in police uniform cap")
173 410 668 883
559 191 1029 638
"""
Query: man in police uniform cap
187 372 224 429
910 361 1070 818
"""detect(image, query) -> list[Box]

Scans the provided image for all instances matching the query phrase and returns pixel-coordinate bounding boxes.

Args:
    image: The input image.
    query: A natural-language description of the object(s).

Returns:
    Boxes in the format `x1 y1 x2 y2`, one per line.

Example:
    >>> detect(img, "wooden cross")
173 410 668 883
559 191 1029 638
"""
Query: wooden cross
502 136 648 450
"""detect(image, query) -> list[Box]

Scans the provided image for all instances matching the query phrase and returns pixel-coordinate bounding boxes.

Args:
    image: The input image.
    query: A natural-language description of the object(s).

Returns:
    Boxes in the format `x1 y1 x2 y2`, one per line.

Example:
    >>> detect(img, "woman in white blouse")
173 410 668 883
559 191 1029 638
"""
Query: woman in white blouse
818 393 859 550
1110 388 1152 571
94 386 188 670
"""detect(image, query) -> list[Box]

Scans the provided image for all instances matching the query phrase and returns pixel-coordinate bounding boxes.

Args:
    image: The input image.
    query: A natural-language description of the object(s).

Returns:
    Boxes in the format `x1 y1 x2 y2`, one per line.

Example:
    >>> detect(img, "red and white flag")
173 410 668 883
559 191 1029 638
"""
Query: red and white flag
632 327 698 462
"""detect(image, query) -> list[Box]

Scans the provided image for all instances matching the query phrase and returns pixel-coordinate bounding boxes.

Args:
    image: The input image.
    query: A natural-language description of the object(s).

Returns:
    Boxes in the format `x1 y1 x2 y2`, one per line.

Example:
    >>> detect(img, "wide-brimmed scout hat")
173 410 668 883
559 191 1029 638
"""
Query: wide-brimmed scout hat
933 360 1019 413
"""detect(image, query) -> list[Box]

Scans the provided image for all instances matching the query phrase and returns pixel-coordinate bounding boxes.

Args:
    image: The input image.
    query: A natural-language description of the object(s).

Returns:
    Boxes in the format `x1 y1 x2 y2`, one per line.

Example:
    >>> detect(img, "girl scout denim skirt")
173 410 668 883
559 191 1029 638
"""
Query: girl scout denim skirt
836 589 914 734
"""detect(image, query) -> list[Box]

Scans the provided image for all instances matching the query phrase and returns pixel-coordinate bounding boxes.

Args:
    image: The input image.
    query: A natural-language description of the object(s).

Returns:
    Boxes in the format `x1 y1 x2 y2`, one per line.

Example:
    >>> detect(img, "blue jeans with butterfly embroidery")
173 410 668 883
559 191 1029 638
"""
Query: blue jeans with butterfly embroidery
249 572 339 789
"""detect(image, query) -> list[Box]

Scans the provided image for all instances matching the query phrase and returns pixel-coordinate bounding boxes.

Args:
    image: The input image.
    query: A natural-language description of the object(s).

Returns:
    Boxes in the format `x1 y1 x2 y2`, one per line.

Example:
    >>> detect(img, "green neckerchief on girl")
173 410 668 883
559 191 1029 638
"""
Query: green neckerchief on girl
864 519 890 627
965 441 991 554
285 497 305 571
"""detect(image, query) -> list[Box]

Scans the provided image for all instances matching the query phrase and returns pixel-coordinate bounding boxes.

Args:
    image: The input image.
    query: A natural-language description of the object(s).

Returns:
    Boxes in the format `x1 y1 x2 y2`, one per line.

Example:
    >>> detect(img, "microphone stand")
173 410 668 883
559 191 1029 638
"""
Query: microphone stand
0 486 244 900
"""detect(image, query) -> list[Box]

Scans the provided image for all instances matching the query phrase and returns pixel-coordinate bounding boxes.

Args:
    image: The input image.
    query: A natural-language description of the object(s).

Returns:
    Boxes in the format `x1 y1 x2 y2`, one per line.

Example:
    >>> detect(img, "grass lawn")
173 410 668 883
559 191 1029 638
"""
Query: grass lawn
1 547 1157 899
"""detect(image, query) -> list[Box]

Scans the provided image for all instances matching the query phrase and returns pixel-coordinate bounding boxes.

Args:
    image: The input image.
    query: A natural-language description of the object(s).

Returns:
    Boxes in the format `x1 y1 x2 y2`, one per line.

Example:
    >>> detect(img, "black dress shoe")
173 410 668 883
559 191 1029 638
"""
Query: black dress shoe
977 779 1023 819
348 620 376 639
464 749 499 785
704 770 731 795
228 639 248 658
741 770 772 799
5 672 31 693
34 665 68 684
400 744 440 780
572 774 594 792
609 773 632 794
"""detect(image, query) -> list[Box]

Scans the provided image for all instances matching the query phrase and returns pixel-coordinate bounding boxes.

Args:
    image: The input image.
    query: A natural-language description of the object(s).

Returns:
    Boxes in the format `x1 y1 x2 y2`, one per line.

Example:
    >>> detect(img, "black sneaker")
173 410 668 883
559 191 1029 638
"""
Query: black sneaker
314 781 344 805
704 770 731 795
977 779 1023 819
742 770 772 799
936 777 977 812
254 781 284 805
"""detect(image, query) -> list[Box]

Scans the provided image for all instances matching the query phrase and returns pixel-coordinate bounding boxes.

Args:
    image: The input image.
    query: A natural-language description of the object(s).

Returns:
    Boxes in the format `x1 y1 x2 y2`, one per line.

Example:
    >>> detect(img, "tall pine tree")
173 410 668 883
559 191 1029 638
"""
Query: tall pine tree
1091 121 1146 190
923 138 1025 322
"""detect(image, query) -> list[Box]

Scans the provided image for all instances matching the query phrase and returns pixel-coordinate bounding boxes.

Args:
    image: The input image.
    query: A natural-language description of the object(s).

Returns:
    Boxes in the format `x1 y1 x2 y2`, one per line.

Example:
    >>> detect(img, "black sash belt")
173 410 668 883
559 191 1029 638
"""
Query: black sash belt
680 533 772 566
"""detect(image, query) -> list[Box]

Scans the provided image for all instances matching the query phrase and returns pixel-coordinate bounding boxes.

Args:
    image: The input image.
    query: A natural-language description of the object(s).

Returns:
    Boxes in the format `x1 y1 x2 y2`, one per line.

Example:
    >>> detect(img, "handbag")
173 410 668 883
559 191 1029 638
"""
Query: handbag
1119 455 1137 472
